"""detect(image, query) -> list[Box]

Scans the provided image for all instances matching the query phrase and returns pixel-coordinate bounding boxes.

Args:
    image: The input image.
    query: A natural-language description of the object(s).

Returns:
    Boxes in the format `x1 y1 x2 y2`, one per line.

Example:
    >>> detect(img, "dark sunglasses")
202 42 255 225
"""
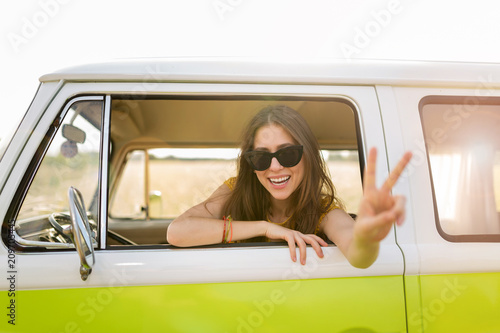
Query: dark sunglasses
243 145 303 171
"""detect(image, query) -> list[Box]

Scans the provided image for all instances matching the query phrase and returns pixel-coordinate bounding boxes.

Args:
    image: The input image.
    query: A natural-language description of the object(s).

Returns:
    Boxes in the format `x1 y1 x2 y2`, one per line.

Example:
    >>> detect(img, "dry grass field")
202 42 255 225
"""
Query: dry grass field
18 156 100 220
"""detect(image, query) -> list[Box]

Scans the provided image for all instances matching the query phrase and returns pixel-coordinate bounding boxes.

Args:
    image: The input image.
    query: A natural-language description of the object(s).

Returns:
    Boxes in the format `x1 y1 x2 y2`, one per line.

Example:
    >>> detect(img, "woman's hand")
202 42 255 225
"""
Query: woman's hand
354 147 412 246
264 223 328 265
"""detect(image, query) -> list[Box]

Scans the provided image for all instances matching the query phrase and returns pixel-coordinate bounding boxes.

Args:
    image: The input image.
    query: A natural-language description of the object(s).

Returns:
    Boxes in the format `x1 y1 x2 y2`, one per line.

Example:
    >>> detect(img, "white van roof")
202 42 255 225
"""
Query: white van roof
39 58 500 88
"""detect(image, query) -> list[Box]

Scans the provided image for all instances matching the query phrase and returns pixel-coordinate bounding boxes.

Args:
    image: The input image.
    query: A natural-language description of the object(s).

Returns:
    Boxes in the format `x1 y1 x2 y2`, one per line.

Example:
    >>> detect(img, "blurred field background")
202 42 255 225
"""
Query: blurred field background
18 153 100 220
111 157 363 219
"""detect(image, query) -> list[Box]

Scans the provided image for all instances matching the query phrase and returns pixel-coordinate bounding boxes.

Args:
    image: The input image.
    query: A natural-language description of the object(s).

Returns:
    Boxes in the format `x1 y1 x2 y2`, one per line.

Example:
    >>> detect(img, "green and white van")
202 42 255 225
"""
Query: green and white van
1 58 499 332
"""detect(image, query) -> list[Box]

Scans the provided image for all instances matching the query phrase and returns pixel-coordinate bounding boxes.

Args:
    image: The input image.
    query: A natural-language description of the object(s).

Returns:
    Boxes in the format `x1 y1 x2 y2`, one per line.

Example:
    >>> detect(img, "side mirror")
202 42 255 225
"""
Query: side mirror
67 186 95 281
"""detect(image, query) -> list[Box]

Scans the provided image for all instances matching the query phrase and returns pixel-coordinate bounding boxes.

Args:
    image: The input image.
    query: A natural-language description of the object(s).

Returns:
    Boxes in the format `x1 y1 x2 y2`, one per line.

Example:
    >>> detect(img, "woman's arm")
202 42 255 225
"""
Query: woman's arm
320 209 373 268
167 183 263 246
167 183 327 264
321 148 412 268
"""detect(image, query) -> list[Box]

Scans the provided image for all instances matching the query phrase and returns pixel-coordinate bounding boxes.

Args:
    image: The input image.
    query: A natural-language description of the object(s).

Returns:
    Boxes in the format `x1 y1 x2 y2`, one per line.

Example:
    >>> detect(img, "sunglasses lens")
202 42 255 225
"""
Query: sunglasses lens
277 147 302 167
247 152 271 171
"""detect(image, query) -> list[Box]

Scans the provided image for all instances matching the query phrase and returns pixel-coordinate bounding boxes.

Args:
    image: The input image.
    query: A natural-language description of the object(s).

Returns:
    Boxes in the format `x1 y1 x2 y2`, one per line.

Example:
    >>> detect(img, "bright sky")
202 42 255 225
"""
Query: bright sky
1 0 500 144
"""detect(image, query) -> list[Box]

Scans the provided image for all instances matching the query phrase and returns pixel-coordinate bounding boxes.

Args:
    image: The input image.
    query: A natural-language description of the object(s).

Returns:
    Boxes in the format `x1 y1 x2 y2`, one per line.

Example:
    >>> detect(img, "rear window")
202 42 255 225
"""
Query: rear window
420 96 500 241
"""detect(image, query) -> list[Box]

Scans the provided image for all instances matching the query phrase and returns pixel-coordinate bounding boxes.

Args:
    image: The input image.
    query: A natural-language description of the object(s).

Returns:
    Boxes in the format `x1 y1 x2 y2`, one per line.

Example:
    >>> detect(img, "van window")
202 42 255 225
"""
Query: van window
107 98 363 246
15 98 103 246
420 96 500 241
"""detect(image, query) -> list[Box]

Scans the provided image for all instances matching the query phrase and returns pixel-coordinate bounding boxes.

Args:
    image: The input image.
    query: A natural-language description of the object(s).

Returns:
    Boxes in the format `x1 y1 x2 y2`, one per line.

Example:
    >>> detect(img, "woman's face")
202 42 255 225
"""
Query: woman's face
252 124 305 202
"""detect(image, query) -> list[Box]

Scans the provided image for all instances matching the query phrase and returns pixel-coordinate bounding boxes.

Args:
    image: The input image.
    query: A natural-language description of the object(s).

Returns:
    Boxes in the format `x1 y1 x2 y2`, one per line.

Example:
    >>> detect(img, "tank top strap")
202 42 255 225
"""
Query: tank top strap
224 177 237 191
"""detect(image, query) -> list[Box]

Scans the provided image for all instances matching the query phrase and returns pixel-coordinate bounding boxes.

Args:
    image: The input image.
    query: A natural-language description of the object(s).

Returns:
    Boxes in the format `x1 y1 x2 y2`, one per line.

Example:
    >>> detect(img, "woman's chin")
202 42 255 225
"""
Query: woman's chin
269 190 293 202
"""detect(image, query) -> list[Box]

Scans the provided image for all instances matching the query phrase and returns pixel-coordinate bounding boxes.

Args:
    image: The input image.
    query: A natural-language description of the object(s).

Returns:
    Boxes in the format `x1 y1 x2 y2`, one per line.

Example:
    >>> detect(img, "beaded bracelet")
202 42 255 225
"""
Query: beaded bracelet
221 217 227 243
222 215 233 243
227 215 233 243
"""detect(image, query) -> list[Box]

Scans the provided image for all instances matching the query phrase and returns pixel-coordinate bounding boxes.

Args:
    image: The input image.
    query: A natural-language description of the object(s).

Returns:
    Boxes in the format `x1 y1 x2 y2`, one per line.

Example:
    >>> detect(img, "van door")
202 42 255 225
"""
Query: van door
1 82 407 333
379 85 500 333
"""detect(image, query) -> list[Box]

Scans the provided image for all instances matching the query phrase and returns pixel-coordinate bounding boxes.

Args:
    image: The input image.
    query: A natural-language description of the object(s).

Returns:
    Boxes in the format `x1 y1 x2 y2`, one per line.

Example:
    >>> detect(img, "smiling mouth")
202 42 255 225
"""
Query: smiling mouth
269 176 290 186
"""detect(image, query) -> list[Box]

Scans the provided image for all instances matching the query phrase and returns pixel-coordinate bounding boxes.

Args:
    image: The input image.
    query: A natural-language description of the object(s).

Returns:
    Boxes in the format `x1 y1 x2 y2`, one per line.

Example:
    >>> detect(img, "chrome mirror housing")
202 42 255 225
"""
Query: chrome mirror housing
67 186 96 281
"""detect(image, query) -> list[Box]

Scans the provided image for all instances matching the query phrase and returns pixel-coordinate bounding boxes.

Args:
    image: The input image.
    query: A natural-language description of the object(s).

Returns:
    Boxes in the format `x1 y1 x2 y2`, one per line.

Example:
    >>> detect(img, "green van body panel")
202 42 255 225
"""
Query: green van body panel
413 272 500 333
2 276 406 333
404 275 423 333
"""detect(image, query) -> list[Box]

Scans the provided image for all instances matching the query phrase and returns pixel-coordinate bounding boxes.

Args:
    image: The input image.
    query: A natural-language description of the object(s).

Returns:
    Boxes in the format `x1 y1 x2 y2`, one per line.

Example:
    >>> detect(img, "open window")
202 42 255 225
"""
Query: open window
107 97 363 247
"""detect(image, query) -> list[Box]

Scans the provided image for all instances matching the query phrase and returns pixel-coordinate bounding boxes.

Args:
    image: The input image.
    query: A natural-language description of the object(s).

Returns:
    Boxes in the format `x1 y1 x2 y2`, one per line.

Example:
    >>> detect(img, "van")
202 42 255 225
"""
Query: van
1 58 499 332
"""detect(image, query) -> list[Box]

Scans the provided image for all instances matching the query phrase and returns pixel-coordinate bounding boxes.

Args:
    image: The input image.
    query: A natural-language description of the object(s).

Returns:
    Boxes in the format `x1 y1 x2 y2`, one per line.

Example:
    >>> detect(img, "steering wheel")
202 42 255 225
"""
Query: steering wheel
48 212 136 246
49 212 97 240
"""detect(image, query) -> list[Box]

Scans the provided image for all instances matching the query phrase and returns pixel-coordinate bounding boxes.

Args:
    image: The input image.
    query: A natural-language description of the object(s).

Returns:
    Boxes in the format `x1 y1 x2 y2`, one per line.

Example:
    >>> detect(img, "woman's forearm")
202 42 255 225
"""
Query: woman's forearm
167 217 267 247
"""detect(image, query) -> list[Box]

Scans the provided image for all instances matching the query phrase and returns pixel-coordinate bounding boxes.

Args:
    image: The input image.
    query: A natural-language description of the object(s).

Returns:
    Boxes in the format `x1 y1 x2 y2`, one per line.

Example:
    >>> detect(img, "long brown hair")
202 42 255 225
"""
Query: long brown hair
223 105 343 236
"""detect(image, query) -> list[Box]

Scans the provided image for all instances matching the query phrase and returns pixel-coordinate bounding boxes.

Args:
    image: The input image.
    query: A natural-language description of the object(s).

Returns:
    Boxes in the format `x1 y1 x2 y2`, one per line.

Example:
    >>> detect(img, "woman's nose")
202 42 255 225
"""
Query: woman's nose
268 157 283 171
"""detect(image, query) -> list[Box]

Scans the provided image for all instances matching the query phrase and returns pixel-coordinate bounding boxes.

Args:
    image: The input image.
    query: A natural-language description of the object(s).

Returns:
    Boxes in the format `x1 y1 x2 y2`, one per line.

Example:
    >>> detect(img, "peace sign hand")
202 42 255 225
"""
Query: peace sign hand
354 147 412 244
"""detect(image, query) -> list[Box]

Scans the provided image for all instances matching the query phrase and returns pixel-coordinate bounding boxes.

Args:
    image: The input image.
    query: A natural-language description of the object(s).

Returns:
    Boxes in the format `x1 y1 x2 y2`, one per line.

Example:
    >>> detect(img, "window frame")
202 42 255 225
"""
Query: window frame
104 94 365 250
3 95 107 252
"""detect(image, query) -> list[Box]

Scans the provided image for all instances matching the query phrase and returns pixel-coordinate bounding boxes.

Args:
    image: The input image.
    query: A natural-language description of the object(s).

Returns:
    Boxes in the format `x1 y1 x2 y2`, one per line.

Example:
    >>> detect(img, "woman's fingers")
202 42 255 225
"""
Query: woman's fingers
297 236 308 265
356 196 407 243
269 224 327 265
307 235 326 259
392 195 407 226
382 151 413 192
363 147 378 191
286 232 327 265
355 214 393 243
285 234 298 263
364 148 412 193
312 234 329 247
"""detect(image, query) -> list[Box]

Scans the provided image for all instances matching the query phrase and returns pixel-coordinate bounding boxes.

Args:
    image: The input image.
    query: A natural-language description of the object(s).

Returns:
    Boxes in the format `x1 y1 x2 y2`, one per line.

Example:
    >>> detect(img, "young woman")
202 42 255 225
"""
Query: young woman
167 105 412 268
